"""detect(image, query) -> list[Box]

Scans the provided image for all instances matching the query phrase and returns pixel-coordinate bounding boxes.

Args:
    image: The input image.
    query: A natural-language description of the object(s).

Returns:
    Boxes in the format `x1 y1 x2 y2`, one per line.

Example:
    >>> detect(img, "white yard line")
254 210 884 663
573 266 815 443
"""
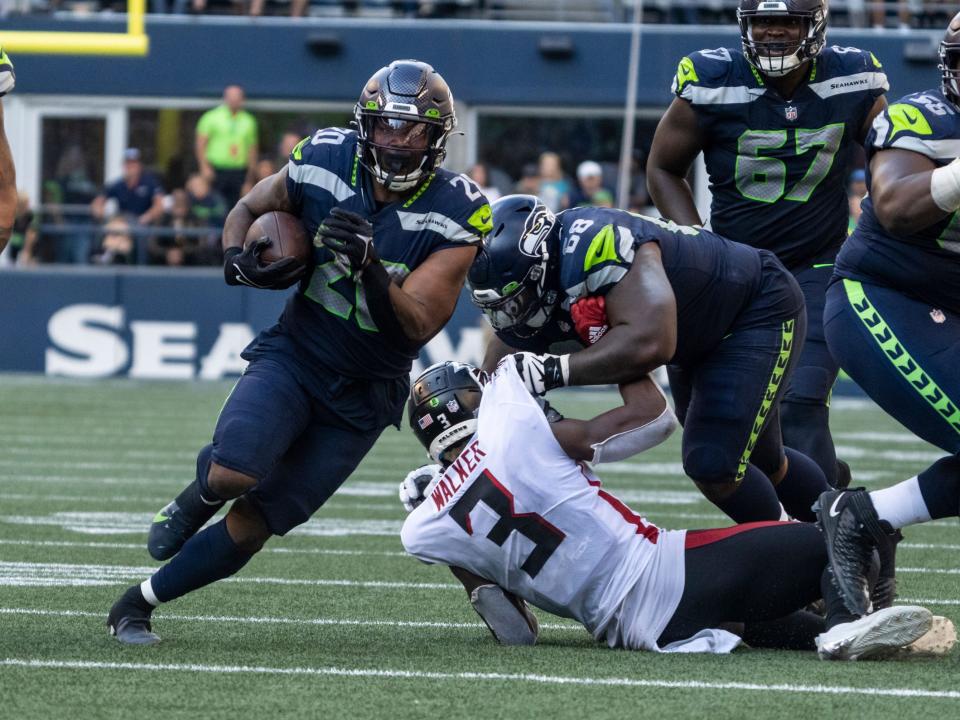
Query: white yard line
1 658 958 699
0 607 582 632
0 538 407 557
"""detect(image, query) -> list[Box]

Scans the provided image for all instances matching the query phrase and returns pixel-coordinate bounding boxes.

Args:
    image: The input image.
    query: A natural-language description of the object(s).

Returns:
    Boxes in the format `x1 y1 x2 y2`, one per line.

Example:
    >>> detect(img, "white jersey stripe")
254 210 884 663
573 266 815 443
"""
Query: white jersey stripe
807 71 889 99
287 161 356 202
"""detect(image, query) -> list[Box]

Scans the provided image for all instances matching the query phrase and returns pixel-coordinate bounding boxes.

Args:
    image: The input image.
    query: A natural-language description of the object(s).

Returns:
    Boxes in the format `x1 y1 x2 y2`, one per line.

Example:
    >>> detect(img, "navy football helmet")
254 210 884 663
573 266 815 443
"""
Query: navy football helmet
409 362 486 464
939 12 960 110
467 195 559 339
355 60 457 192
738 0 827 78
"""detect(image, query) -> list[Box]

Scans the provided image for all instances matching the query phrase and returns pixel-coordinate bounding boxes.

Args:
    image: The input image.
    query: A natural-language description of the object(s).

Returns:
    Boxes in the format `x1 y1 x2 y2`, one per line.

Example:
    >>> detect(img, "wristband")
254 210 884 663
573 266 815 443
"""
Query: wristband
930 158 960 213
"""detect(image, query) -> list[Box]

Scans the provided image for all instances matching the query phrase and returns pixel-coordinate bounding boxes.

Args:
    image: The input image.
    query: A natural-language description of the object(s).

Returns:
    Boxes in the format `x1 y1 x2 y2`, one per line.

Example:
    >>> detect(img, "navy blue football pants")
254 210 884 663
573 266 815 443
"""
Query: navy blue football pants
206 355 406 535
668 306 806 485
824 278 960 454
781 250 842 483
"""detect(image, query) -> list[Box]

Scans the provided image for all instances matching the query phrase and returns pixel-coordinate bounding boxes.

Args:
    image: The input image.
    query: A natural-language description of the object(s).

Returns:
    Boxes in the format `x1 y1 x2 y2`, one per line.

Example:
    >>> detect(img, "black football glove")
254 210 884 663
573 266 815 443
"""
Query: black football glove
0 47 15 97
223 238 307 290
318 207 378 275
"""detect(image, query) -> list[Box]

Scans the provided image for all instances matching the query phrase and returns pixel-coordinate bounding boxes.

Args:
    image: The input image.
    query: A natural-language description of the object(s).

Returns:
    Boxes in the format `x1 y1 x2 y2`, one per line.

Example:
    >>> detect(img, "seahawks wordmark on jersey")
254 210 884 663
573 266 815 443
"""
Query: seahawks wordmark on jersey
837 89 960 315
245 128 491 381
674 46 887 268
402 362 741 652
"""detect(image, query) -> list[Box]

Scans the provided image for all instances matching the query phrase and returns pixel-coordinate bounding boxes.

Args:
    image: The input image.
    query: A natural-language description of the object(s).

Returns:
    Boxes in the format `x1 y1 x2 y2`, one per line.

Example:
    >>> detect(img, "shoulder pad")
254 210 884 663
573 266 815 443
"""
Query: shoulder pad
671 48 736 101
808 47 888 99
398 169 492 244
558 209 636 301
286 127 359 203
870 91 960 160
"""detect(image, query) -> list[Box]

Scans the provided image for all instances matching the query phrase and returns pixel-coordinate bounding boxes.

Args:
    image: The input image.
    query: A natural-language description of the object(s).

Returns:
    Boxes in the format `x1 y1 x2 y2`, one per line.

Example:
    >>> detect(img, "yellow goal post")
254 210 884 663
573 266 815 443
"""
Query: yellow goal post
0 0 148 56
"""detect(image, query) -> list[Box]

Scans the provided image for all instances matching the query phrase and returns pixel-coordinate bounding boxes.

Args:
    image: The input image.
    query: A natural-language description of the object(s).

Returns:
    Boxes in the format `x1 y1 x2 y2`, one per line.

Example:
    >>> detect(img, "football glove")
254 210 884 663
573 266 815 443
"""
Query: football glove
223 239 307 290
512 352 570 397
570 295 609 346
0 46 14 97
318 207 378 276
399 463 442 512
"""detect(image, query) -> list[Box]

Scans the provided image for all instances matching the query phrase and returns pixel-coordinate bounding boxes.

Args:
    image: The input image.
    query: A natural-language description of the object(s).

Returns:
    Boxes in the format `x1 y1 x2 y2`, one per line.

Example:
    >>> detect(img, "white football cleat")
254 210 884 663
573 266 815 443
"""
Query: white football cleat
816 605 933 661
895 615 956 658
470 584 539 646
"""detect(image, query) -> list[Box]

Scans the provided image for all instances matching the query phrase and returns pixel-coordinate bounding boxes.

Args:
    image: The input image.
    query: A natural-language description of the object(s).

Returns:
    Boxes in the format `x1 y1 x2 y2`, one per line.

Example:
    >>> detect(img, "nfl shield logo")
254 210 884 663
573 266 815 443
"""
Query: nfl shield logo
446 399 460 413
785 105 798 121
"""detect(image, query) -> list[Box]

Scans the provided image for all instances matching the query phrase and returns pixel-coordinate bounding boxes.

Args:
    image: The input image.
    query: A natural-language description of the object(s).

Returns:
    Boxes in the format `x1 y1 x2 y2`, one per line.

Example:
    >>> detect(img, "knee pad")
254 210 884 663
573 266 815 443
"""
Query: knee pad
196 444 216 498
683 445 739 486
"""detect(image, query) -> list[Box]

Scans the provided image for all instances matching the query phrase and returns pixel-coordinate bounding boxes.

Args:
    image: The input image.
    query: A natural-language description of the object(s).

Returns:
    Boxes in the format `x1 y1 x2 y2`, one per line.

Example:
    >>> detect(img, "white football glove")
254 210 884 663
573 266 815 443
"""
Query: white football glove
511 352 570 397
0 47 14 97
399 463 442 512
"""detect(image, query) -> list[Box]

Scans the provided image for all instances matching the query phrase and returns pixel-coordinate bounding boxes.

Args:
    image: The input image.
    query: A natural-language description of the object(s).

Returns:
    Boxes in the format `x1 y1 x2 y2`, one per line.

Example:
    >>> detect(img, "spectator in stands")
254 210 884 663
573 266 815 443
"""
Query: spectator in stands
515 163 541 195
249 0 307 16
195 85 258 209
278 130 304 166
93 216 135 265
467 162 501 203
243 157 277 196
150 187 222 267
44 144 99 264
537 151 570 212
568 160 615 208
848 168 867 233
91 147 166 227
185 172 227 229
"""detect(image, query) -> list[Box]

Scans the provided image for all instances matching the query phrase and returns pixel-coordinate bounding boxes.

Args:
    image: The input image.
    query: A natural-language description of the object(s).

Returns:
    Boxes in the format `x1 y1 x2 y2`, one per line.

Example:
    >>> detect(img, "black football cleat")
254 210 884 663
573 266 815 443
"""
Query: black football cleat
147 480 223 561
814 488 891 616
107 585 160 646
871 526 902 611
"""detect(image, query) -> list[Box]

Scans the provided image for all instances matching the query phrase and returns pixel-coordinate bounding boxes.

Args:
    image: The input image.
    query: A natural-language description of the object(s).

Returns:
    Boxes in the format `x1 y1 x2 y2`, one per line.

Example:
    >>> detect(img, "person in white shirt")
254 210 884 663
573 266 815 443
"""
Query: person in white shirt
397 359 948 659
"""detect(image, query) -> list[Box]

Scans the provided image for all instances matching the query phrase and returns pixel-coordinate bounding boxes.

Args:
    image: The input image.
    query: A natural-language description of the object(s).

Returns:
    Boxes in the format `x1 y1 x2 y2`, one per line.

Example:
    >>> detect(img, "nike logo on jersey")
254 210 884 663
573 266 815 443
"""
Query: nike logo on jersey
828 495 845 518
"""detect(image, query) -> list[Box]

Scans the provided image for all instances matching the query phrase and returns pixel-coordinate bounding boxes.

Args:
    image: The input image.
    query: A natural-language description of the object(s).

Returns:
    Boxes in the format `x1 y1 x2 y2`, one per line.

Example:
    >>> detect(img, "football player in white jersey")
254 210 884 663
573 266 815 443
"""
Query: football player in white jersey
397 360 948 659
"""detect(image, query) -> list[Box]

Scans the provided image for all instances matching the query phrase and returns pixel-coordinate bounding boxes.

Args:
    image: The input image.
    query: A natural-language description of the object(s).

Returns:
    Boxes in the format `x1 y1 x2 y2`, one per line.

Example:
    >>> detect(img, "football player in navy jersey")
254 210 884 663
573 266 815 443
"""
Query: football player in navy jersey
470 195 831 527
106 60 492 644
0 46 15 254
647 0 888 487
814 14 960 617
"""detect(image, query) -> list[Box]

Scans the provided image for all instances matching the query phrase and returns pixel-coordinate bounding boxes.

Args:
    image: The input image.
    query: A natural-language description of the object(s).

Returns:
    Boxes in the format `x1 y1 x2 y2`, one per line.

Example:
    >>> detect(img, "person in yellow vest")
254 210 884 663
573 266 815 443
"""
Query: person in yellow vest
195 85 258 209
0 46 16 255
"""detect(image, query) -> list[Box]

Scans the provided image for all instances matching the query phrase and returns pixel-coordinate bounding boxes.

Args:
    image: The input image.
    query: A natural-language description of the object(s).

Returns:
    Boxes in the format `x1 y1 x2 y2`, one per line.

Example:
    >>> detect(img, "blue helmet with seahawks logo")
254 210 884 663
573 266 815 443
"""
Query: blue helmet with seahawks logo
355 60 457 192
738 0 827 78
467 194 559 339
408 362 486 464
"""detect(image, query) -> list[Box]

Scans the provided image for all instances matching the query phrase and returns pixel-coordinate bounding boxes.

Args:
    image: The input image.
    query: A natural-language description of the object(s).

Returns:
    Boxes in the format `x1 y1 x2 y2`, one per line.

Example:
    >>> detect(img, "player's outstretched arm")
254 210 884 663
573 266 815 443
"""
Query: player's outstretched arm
646 98 704 227
550 374 677 463
870 148 956 235
566 243 676 386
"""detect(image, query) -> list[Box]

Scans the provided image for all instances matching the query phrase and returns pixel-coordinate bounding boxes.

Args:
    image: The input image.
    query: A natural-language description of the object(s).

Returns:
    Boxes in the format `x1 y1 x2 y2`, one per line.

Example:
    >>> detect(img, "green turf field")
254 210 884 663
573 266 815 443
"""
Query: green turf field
0 376 957 719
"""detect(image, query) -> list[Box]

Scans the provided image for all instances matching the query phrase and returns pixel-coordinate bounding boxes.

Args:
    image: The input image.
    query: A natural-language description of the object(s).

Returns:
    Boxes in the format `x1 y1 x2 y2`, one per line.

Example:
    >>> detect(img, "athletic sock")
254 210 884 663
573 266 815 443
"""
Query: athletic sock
712 465 782 523
781 401 837 486
917 455 960 520
147 519 253 604
771 447 830 522
869 476 932 530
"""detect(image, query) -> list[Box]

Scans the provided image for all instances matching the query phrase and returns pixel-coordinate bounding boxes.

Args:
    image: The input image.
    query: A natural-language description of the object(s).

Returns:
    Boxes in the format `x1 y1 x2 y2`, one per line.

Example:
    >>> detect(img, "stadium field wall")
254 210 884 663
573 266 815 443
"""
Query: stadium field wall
0 268 865 398
4 17 940 106
0 267 485 379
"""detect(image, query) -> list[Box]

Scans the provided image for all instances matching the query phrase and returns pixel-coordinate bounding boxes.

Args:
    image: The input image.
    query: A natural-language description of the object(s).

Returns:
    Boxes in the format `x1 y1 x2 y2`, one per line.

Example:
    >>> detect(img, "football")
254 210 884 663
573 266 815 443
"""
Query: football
245 211 312 266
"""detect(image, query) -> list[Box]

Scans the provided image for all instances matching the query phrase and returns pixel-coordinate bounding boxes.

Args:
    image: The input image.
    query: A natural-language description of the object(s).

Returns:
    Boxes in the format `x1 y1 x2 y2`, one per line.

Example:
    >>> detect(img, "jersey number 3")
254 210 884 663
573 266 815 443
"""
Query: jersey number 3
735 124 844 204
450 470 565 579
